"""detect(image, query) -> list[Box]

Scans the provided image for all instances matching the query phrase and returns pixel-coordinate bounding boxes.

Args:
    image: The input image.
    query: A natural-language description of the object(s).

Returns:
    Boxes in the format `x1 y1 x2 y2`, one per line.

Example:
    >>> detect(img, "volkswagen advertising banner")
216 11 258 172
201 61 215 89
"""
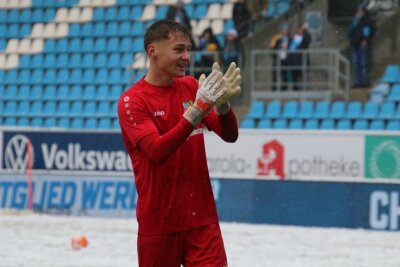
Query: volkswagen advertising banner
1 128 400 230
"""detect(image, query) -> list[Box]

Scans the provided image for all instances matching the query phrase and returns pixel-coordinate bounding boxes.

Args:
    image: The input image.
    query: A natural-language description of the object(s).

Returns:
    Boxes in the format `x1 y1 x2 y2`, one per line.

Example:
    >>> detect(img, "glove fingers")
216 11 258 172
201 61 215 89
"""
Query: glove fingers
212 62 220 72
224 62 236 79
226 67 241 83
198 74 206 87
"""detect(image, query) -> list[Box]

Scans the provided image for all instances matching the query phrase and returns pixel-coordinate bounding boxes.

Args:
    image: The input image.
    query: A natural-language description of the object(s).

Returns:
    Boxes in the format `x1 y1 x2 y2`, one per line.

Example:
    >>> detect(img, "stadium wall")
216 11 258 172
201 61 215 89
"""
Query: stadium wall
0 128 399 231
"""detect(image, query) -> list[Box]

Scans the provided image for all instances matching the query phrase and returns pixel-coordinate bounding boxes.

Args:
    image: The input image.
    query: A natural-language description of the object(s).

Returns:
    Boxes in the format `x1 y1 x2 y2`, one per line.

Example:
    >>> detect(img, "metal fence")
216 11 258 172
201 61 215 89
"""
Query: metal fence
250 49 350 101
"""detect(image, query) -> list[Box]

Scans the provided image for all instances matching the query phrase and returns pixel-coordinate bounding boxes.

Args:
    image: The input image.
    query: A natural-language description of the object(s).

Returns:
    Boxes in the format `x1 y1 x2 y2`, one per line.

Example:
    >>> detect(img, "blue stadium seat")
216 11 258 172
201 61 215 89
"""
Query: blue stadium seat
281 101 298 119
17 118 30 126
304 119 318 129
194 4 208 19
110 85 122 100
98 118 112 129
370 120 385 130
112 118 120 129
57 69 70 84
31 101 44 116
81 22 94 37
387 120 400 131
132 37 144 53
56 53 69 67
289 119 303 129
83 101 96 116
55 39 68 53
329 101 346 119
313 101 330 119
93 38 107 52
81 38 94 52
0 86 4 98
71 118 84 129
336 119 351 130
377 102 395 119
130 6 143 18
245 100 264 119
69 24 80 37
95 69 109 84
257 119 271 129
16 101 30 116
4 117 17 126
320 119 335 129
43 85 56 100
56 85 69 99
30 85 44 100
240 118 256 128
117 6 130 20
70 69 82 82
156 5 168 19
106 22 119 36
93 22 106 37
5 71 18 84
19 55 31 68
297 101 314 119
120 37 132 52
97 101 111 115
43 53 56 68
70 85 83 100
31 117 44 127
105 7 118 21
85 118 97 129
18 70 31 84
44 117 57 128
370 83 390 104
93 8 106 21
387 84 400 102
272 119 287 129
3 101 17 115
382 65 400 83
83 85 96 100
44 39 56 52
4 86 17 99
70 101 83 116
353 119 368 130
58 118 70 128
17 85 30 99
82 69 95 84
94 53 107 67
69 54 81 68
118 22 131 36
108 53 120 68
44 69 57 83
344 101 362 119
107 37 120 52
43 101 57 116
264 100 281 119
69 38 81 52
57 101 70 116
81 53 94 68
97 85 109 100
109 69 122 84
361 101 379 119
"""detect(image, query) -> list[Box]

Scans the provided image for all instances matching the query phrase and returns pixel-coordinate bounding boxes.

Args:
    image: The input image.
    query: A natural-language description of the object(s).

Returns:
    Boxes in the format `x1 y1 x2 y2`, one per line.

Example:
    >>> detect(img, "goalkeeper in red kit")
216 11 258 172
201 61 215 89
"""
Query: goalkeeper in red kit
118 19 241 267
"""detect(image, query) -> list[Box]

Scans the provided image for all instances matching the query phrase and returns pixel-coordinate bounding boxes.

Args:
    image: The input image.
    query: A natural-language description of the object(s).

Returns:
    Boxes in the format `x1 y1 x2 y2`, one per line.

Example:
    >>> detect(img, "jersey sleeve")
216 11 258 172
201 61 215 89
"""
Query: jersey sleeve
202 108 238 143
118 93 195 164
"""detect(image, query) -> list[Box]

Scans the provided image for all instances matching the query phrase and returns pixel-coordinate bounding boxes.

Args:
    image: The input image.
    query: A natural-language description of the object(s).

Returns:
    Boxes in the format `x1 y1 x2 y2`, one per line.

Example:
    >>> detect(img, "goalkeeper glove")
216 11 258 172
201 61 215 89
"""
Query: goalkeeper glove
183 70 227 127
213 62 241 115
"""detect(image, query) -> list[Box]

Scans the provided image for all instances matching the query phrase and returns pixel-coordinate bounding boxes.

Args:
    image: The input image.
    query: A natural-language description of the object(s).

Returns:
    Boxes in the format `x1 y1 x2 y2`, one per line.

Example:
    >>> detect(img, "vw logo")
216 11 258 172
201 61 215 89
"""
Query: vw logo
4 134 34 172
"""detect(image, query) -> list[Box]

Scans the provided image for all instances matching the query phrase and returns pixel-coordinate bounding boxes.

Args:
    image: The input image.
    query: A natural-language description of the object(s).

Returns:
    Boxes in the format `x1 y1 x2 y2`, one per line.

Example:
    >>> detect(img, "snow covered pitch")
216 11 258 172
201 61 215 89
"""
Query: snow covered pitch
0 210 399 267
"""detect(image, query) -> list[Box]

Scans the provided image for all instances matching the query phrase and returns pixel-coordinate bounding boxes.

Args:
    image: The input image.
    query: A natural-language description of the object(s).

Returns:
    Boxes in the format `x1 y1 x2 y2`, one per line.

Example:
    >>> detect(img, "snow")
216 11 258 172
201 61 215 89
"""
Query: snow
1 210 399 267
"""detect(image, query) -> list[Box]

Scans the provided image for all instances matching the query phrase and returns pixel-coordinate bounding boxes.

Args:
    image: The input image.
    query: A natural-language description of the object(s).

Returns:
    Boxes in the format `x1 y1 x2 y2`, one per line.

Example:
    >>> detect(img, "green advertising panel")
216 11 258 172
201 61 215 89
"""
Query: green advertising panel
365 136 400 179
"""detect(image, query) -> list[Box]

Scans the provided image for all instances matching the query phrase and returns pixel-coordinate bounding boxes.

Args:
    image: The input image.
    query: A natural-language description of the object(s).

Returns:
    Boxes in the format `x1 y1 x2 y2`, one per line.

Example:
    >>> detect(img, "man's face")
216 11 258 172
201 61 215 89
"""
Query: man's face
151 32 191 78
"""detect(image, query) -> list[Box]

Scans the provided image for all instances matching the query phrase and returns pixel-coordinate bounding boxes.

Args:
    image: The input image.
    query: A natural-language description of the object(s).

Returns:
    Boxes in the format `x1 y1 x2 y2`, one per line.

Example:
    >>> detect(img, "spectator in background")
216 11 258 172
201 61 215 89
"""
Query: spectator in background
269 22 291 91
195 27 222 78
287 23 312 90
246 0 268 28
223 28 240 70
347 4 375 87
166 0 196 49
232 0 252 40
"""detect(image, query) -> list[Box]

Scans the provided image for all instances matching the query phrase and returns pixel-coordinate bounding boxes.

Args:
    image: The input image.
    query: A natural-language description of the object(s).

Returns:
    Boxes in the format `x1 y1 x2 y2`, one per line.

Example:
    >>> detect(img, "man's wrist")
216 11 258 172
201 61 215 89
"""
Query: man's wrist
183 106 203 127
215 102 231 115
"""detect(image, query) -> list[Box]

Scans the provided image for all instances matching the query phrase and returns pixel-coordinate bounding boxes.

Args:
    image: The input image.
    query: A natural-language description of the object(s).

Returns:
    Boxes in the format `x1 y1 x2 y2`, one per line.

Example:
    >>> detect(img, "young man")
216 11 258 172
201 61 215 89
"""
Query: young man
117 19 241 267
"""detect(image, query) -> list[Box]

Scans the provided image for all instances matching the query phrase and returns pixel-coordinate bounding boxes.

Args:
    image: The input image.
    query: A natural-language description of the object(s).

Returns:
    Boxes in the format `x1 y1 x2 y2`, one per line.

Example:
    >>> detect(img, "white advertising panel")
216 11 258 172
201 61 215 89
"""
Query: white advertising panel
205 129 365 182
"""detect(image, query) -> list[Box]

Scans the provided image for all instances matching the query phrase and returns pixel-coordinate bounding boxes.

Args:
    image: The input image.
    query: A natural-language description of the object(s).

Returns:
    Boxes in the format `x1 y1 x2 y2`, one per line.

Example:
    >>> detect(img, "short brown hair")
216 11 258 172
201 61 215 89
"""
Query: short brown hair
144 19 191 52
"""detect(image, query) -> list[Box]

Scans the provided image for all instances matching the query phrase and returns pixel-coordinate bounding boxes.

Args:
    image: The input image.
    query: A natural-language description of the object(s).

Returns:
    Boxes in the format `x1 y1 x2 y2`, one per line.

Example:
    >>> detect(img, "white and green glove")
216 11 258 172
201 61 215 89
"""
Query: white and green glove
183 70 227 127
213 62 241 115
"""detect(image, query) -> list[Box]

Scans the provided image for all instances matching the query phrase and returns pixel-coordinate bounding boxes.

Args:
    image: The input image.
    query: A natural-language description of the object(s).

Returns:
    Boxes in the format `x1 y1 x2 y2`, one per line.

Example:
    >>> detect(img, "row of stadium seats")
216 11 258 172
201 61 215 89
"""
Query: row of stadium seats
0 68 131 84
0 84 124 100
0 116 119 129
245 100 400 120
0 100 118 117
241 118 400 131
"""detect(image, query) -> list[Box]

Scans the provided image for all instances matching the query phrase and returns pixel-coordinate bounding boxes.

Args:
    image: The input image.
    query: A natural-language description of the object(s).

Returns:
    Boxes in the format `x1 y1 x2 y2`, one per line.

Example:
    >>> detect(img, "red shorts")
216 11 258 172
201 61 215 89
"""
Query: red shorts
137 223 227 267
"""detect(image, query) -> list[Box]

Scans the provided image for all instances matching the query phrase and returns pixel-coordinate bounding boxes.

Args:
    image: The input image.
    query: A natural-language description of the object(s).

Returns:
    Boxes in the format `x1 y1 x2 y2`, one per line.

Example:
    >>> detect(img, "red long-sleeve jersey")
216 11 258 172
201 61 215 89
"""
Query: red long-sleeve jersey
118 76 238 235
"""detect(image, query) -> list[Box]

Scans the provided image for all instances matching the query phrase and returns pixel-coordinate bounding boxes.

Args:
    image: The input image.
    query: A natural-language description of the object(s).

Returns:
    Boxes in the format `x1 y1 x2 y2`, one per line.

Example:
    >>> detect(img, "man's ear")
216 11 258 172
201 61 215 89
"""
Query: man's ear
147 44 156 57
